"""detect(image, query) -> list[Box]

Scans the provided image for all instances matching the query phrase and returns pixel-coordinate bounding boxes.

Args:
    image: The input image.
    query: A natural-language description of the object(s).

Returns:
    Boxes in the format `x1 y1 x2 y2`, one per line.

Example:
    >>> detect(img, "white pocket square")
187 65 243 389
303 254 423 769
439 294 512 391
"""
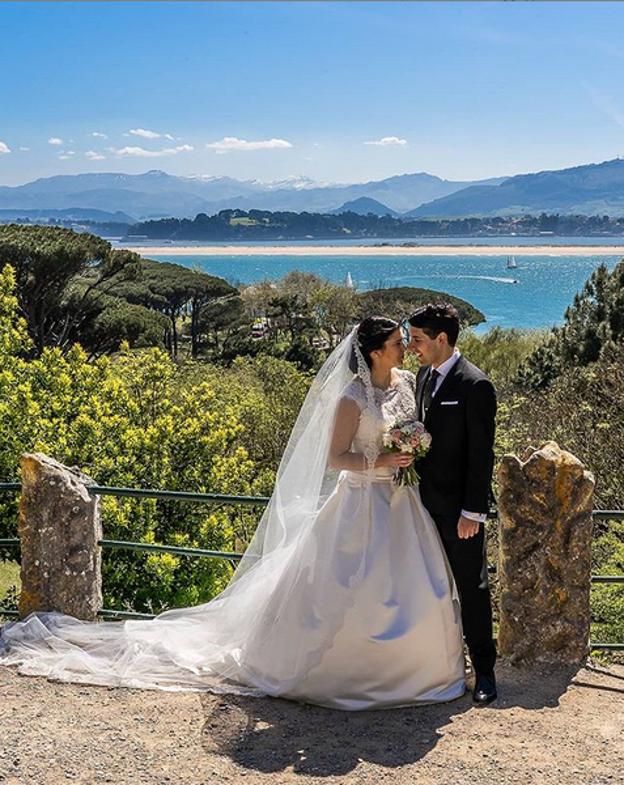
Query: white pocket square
440 400 459 406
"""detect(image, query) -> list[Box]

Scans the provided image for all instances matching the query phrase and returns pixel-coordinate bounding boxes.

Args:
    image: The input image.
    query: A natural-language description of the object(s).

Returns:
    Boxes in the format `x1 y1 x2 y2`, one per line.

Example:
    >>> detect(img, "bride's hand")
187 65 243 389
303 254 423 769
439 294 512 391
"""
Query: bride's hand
379 452 414 469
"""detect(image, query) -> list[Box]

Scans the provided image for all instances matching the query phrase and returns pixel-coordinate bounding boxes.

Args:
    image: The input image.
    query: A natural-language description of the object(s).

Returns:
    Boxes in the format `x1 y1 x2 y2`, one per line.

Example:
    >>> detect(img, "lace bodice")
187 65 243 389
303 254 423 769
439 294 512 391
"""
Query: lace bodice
342 369 418 475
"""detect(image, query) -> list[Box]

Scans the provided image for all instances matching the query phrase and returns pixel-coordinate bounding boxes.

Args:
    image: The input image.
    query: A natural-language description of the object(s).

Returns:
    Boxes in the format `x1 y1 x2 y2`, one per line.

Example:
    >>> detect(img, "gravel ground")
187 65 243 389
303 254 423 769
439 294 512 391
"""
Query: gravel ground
0 661 622 785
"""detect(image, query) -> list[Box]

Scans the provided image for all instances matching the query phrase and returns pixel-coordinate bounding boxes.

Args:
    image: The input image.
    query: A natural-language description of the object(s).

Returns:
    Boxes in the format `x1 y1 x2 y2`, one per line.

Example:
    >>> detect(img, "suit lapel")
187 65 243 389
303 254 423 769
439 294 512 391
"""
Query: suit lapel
415 365 429 422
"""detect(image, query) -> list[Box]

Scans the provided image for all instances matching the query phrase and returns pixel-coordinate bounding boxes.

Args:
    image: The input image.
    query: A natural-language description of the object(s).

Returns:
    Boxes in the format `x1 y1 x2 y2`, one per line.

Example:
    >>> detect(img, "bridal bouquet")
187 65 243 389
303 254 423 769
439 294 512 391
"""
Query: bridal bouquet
382 419 432 486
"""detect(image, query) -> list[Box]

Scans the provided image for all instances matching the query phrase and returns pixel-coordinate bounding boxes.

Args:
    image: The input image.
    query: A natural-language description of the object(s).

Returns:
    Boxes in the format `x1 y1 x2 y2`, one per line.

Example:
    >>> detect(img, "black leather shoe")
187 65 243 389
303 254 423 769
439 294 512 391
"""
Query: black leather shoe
473 672 497 705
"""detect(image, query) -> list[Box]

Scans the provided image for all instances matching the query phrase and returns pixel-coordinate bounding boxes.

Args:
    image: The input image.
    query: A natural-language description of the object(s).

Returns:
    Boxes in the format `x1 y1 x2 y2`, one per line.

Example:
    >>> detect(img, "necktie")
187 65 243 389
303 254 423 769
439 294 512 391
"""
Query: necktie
422 369 440 418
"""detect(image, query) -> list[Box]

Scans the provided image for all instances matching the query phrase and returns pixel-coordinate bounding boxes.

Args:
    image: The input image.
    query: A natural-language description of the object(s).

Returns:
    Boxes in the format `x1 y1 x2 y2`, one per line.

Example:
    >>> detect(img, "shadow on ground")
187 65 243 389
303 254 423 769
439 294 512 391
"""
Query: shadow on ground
200 690 470 776
199 663 580 777
492 662 582 709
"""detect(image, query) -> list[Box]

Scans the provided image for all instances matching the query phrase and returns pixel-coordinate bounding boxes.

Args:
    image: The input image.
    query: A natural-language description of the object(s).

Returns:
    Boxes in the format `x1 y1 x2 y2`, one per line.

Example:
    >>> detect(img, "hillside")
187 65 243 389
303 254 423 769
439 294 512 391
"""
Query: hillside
0 207 134 224
411 158 624 218
331 197 398 217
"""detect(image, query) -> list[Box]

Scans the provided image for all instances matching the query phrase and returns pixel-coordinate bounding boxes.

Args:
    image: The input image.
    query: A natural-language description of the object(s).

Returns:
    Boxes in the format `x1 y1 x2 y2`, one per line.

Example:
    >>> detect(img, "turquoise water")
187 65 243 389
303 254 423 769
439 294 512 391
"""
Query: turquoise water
149 253 622 331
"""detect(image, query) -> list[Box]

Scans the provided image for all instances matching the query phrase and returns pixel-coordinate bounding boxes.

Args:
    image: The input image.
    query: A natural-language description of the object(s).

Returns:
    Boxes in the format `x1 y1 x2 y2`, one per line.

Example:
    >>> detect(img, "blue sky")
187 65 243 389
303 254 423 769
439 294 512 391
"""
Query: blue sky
1 1 624 186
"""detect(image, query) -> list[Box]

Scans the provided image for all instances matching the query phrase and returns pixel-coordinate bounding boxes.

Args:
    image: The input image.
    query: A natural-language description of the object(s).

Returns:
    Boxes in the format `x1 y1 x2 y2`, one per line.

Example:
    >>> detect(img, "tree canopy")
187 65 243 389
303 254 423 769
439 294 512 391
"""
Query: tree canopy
357 286 484 327
519 260 624 389
0 225 238 360
124 210 624 242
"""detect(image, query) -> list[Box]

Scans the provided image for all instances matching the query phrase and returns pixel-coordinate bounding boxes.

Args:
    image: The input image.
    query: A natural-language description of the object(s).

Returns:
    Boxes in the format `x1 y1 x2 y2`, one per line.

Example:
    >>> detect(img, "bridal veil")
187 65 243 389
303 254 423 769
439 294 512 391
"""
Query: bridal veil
0 328 383 695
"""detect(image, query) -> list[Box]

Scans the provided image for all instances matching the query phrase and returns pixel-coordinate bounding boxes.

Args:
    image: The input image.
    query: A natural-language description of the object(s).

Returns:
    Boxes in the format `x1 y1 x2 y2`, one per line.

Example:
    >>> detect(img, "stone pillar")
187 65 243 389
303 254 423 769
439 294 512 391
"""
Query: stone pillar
497 441 595 665
18 453 102 620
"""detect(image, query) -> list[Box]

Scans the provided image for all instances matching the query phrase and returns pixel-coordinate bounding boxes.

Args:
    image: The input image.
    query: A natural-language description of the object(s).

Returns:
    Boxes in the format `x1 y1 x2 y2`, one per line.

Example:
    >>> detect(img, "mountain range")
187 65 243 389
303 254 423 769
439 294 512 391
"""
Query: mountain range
1 158 624 220
409 158 624 218
0 169 505 219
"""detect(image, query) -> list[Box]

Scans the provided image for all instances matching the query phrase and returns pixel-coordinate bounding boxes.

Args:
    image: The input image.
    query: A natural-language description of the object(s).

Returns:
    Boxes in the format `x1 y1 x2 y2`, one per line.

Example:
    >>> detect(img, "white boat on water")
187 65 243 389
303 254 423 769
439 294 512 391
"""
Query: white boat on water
507 255 518 269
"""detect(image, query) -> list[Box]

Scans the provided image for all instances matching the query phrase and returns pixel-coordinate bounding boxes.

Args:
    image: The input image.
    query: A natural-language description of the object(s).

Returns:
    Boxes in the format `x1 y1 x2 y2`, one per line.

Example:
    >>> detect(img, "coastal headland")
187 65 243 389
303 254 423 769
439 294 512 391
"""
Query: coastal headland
123 244 624 257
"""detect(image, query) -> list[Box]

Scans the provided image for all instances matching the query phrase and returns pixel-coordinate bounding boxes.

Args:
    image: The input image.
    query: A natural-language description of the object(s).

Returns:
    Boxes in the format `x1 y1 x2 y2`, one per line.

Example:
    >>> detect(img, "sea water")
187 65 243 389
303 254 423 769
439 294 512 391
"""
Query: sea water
148 252 622 332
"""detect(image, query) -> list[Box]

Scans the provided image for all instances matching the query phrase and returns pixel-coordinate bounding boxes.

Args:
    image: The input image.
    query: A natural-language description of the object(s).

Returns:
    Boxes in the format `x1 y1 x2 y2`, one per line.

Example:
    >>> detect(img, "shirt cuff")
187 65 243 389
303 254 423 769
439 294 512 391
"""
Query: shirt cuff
461 509 487 523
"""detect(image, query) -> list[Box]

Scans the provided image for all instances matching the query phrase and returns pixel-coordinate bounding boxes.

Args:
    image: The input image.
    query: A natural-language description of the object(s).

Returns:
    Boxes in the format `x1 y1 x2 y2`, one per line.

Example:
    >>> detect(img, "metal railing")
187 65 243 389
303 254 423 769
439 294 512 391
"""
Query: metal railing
0 482 622 650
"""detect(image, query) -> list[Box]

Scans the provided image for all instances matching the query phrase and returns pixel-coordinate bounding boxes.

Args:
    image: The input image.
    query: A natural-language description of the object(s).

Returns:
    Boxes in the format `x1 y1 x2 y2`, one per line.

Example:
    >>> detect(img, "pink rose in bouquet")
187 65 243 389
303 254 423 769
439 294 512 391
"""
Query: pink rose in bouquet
382 418 432 486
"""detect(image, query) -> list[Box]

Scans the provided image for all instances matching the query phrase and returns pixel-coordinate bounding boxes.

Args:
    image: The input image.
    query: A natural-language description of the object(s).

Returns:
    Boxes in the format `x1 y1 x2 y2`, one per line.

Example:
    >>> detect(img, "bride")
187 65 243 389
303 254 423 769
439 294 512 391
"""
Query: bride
0 317 465 710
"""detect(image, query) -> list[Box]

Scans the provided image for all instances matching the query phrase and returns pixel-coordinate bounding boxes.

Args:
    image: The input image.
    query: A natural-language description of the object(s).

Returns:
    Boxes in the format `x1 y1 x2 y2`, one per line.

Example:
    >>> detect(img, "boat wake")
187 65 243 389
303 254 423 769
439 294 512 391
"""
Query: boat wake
455 275 520 284
358 274 520 286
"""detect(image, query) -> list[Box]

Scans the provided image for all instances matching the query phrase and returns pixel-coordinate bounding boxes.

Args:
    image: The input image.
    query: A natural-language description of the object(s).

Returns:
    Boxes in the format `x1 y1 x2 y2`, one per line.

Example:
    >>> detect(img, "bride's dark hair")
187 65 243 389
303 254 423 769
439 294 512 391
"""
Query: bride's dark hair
349 316 399 372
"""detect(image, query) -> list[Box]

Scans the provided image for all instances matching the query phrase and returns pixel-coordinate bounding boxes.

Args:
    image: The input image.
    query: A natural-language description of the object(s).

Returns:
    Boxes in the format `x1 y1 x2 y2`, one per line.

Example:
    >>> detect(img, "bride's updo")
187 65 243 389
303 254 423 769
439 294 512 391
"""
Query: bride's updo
349 316 399 372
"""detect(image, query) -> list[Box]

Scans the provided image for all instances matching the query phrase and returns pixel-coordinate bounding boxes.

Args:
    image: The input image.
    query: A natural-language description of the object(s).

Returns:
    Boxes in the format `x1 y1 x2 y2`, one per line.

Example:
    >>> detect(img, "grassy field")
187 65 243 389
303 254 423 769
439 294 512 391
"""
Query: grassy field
0 560 20 620
0 559 20 598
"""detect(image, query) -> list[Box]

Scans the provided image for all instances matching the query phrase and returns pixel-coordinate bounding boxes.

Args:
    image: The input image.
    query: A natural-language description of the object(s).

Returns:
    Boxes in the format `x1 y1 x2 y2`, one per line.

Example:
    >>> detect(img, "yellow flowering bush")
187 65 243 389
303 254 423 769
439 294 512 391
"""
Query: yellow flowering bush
0 265 308 612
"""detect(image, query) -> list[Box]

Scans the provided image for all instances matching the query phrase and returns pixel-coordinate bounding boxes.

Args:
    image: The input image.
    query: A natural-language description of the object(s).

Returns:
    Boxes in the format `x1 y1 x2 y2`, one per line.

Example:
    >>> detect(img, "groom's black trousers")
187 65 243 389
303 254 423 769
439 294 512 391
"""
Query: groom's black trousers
430 512 497 676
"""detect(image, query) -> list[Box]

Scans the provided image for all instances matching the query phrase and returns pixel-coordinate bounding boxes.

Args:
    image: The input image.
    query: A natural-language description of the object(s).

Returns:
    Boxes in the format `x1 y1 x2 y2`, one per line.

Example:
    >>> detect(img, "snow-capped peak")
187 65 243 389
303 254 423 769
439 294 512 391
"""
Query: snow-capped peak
250 175 324 191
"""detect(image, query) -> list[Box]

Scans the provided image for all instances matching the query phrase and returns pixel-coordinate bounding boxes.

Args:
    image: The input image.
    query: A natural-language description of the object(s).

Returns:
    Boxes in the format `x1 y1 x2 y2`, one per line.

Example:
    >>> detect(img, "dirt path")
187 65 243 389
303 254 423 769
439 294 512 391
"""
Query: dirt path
1 661 622 785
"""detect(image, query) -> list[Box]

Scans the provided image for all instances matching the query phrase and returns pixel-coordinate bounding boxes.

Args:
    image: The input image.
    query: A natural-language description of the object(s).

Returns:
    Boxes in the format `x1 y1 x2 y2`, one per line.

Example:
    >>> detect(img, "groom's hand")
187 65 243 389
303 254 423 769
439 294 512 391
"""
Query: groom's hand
457 515 480 539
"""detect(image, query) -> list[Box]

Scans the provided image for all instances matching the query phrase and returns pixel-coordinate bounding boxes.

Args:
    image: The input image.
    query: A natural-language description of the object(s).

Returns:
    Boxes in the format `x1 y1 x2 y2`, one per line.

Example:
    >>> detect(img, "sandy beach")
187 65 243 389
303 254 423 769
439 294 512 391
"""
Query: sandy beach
124 244 624 257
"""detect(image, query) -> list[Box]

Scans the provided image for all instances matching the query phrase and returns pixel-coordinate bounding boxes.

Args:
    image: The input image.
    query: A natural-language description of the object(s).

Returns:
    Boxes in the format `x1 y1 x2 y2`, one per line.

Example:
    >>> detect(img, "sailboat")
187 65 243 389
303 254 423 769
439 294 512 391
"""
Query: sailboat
507 255 517 269
344 271 355 289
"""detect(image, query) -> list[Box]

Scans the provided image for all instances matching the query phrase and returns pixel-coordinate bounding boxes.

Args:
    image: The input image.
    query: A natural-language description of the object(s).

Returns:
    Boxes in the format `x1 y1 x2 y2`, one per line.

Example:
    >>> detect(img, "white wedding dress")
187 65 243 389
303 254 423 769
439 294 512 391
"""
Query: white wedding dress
0 338 465 710
266 370 466 709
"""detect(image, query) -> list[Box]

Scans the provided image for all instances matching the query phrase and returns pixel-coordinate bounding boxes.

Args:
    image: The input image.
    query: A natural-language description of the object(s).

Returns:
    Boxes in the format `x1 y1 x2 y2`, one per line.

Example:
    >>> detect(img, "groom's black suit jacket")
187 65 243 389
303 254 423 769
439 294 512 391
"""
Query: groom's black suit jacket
415 356 496 518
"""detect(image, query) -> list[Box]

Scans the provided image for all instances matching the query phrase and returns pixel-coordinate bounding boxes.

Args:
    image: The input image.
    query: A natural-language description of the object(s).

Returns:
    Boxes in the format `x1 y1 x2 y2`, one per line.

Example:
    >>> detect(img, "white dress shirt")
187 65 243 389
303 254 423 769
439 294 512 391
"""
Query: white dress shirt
430 348 461 395
430 349 487 525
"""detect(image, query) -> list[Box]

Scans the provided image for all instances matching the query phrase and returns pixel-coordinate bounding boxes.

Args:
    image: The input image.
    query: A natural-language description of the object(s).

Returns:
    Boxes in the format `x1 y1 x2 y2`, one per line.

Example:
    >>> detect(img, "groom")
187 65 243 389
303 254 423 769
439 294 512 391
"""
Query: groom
406 303 497 705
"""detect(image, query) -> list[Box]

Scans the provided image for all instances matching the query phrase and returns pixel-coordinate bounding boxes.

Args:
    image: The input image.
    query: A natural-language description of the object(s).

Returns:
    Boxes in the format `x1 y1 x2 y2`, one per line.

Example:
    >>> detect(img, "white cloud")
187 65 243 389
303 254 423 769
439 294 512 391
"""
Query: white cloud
91 131 108 139
130 128 159 139
48 137 63 145
0 141 11 154
85 150 106 160
116 144 194 158
364 136 408 147
206 136 293 154
19 146 30 152
129 128 175 141
58 153 75 160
